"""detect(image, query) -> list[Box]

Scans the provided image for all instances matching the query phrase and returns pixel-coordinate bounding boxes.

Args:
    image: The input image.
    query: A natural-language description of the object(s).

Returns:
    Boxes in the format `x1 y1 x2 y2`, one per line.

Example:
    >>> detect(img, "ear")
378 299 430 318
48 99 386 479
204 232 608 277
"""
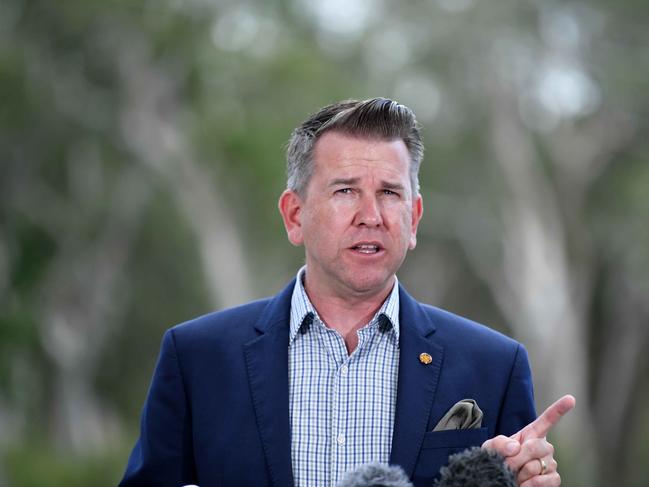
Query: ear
278 189 304 246
408 194 424 250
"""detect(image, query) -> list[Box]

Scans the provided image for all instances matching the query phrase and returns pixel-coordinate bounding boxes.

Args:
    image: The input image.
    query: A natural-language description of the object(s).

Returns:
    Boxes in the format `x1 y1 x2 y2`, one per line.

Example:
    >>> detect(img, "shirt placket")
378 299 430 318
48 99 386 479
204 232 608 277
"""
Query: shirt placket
328 327 362 487
324 330 340 487
334 325 378 486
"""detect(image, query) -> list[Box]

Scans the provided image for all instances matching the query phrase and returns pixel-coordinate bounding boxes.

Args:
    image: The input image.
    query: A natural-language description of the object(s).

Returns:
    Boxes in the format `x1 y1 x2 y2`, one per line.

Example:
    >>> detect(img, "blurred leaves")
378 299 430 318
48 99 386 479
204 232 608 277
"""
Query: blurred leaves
5 442 129 487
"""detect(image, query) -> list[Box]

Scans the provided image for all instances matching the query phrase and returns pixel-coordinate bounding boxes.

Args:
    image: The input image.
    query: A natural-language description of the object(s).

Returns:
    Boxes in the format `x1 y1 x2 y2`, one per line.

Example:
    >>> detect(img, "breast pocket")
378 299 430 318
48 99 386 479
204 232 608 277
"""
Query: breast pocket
411 428 489 487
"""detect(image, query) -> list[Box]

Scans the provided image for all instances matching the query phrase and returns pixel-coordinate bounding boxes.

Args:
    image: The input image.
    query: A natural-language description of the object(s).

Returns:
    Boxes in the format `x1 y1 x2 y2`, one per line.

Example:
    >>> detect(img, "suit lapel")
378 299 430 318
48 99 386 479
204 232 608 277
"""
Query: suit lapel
390 286 444 477
244 280 295 487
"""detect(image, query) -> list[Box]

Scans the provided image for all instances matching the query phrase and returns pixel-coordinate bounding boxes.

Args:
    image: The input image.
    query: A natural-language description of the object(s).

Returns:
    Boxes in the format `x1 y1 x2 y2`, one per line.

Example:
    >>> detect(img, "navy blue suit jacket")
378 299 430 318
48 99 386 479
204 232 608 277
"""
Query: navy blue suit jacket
120 280 535 487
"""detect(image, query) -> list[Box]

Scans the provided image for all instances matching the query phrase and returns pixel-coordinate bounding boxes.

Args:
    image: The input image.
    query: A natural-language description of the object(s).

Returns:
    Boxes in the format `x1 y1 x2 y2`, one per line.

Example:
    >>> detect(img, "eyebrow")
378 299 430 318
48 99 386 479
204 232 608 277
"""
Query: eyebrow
328 178 406 192
329 177 360 187
381 181 406 191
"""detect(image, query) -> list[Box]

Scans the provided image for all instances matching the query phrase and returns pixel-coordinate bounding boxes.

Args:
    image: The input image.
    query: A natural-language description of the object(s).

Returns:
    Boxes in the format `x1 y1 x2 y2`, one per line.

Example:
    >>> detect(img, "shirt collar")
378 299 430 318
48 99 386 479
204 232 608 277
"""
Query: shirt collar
289 265 400 344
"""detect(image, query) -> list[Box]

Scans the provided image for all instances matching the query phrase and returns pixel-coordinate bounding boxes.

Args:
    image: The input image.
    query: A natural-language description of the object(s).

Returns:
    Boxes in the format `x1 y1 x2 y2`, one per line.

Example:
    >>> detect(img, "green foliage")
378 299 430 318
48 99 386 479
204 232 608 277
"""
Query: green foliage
5 442 129 487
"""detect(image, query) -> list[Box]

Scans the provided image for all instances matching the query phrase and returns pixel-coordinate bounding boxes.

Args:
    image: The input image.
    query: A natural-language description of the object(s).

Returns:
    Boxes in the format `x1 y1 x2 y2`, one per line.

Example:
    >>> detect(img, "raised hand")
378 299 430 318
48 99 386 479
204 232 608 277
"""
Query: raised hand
482 395 576 486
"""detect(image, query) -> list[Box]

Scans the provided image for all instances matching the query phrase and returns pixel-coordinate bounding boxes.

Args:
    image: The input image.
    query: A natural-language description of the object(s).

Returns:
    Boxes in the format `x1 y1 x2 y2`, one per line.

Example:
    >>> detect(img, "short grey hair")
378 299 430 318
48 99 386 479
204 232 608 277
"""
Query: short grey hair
286 98 424 198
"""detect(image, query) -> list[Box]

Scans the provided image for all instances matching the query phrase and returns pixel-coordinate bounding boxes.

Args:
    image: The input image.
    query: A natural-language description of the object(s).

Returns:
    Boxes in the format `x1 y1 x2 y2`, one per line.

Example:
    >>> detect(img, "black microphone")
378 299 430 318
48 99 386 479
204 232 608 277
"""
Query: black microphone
337 462 413 487
434 447 516 487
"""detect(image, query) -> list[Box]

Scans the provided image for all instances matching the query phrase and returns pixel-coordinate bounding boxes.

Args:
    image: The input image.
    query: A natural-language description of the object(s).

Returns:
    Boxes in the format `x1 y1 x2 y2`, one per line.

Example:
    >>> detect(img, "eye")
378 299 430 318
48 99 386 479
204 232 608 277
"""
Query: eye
335 188 354 195
382 189 400 197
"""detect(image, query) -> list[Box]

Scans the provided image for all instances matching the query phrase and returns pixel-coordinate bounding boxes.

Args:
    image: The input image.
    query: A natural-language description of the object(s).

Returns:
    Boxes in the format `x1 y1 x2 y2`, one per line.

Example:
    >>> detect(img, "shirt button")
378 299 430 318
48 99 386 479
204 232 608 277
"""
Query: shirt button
336 434 345 445
340 365 348 376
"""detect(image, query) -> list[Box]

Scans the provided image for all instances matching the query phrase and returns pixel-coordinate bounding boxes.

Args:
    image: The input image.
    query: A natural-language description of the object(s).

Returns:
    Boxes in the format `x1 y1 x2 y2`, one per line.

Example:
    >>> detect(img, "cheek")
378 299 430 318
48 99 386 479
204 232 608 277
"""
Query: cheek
395 216 417 249
318 201 355 228
303 208 340 243
329 196 357 211
389 206 415 236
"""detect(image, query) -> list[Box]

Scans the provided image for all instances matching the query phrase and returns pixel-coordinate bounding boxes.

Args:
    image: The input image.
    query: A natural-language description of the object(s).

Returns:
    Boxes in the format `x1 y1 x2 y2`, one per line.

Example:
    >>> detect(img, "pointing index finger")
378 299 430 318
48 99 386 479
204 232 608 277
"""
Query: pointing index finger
521 394 576 440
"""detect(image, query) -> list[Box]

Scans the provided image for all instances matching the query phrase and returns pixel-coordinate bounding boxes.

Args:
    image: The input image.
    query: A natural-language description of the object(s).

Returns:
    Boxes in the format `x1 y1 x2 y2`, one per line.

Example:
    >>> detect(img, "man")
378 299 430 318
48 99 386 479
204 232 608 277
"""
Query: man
120 98 573 487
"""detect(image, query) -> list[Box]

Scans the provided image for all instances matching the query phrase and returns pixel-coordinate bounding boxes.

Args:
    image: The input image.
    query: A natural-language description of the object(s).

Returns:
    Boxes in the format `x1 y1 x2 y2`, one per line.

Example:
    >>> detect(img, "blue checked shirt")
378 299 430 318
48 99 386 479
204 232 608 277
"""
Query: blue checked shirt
288 266 400 487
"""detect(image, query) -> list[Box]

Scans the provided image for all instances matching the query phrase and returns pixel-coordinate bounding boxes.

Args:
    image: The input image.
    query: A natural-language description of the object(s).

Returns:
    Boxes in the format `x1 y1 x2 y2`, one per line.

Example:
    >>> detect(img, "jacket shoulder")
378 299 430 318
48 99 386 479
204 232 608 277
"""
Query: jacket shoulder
169 297 274 344
419 303 521 352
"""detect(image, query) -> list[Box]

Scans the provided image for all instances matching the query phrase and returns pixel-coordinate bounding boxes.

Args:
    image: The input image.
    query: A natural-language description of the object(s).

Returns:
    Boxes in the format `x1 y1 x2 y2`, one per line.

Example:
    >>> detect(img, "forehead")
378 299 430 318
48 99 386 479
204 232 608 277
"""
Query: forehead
311 131 411 177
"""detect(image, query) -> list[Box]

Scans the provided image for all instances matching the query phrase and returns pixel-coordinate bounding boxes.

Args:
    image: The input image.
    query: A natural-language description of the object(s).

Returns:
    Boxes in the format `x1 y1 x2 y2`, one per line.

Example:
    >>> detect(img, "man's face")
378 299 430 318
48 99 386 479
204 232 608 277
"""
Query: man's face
279 131 423 299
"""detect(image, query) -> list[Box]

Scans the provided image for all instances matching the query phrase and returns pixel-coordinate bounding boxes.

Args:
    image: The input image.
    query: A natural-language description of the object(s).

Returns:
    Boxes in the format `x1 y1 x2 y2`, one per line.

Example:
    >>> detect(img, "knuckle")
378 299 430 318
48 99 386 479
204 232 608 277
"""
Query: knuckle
526 438 550 457
522 439 538 455
521 461 539 478
520 463 534 479
539 440 552 455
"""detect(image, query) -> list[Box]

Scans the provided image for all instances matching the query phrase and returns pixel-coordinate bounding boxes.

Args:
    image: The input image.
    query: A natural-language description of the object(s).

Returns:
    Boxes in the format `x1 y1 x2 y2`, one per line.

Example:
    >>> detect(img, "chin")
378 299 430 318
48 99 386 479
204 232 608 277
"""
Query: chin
345 272 395 296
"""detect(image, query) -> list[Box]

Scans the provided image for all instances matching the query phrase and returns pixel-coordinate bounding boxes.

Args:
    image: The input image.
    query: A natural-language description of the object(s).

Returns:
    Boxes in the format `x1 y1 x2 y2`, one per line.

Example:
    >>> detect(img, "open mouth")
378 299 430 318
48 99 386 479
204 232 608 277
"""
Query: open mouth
350 243 382 254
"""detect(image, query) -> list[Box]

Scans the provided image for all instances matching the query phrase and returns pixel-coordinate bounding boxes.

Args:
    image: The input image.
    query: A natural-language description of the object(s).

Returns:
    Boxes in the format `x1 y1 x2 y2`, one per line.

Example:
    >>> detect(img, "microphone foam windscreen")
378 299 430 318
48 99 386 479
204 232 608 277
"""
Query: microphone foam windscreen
337 462 413 487
435 447 517 487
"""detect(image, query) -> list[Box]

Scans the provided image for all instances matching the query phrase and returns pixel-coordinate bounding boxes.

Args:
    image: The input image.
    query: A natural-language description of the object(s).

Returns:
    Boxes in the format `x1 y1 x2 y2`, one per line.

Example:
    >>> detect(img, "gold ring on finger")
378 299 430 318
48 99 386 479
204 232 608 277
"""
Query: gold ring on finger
538 458 548 475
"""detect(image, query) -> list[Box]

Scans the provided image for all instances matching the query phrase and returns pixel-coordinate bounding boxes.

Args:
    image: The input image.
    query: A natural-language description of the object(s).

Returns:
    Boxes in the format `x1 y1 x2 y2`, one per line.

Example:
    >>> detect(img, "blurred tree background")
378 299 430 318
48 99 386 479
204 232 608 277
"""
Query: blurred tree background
1 0 647 485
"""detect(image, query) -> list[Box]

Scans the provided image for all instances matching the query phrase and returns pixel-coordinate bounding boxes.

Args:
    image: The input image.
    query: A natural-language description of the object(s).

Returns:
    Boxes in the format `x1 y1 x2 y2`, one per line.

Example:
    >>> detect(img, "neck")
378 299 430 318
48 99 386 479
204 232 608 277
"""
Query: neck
303 273 394 353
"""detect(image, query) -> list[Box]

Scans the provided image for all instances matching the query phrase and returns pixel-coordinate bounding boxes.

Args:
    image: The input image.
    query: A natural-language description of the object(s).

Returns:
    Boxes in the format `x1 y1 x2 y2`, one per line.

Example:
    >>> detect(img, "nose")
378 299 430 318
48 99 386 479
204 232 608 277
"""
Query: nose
354 193 383 227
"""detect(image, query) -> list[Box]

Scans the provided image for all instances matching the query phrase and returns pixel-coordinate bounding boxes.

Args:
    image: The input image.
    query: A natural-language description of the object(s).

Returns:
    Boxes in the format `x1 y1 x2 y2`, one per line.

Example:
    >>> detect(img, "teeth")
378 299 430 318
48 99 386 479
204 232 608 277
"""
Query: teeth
354 244 379 253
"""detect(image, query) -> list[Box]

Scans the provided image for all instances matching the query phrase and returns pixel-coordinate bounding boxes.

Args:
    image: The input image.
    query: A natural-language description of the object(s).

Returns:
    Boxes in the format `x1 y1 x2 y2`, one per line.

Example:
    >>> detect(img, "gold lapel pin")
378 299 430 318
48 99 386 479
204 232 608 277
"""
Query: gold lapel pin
419 352 432 365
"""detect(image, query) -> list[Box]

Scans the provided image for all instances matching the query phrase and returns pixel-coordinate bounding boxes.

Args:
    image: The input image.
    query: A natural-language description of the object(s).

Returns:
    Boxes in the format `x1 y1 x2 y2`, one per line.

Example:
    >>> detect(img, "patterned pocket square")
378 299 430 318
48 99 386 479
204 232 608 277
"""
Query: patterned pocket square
433 399 483 431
